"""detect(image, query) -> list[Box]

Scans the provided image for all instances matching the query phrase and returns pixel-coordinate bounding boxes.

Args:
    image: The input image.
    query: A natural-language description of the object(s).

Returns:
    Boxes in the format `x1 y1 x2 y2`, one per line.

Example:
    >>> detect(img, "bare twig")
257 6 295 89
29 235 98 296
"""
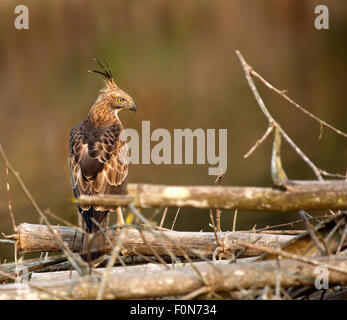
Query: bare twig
240 240 347 276
180 286 211 300
171 208 181 230
214 169 223 233
235 50 324 181
0 144 87 275
5 167 17 232
319 169 346 179
232 209 238 232
299 211 329 256
271 127 288 185
209 210 224 250
244 123 274 158
159 207 168 228
249 69 347 139
323 217 345 245
215 209 222 233
209 210 225 261
255 215 330 232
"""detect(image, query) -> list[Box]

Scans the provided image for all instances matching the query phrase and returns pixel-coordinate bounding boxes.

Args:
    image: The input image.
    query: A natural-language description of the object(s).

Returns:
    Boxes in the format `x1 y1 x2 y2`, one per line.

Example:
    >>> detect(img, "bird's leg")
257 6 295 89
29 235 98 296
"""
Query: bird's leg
115 206 131 258
116 207 125 225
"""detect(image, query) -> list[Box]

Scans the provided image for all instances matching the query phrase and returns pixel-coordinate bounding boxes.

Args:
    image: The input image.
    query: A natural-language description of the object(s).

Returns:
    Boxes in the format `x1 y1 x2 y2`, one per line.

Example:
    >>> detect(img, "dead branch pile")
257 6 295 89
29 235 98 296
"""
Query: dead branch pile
1 51 347 300
1 256 347 300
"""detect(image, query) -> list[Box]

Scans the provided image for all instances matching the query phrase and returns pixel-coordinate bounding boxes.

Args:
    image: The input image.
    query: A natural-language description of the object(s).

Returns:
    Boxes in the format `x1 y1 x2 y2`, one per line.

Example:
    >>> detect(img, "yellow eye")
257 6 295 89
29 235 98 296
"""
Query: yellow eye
117 98 124 103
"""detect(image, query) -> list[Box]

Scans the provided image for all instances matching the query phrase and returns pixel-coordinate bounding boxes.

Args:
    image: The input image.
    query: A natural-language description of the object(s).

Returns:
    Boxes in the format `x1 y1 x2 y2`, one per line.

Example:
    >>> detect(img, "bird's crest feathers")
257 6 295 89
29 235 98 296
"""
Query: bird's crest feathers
88 59 117 89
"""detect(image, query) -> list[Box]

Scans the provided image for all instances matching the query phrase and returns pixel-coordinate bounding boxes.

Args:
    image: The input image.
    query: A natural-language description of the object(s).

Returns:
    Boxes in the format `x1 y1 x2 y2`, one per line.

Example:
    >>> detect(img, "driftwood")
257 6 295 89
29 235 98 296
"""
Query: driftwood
1 256 346 300
12 223 294 258
123 182 347 211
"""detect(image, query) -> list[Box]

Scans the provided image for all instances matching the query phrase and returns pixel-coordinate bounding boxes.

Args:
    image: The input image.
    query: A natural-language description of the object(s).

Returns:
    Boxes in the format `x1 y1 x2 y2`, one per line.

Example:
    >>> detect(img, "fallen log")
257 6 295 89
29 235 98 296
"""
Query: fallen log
12 223 294 258
28 260 234 282
71 181 347 211
1 255 346 300
123 181 347 211
0 255 187 282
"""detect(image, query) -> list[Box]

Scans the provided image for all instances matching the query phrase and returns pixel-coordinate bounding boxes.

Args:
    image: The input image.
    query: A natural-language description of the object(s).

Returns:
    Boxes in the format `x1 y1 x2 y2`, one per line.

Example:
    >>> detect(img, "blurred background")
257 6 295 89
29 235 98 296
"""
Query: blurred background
0 0 346 262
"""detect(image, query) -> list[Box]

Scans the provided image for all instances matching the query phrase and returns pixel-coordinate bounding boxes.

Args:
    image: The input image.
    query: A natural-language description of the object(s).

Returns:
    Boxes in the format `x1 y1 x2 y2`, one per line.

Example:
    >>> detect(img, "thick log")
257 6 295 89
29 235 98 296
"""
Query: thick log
16 224 83 253
0 256 179 282
0 256 346 300
28 260 233 282
15 223 293 258
126 181 347 211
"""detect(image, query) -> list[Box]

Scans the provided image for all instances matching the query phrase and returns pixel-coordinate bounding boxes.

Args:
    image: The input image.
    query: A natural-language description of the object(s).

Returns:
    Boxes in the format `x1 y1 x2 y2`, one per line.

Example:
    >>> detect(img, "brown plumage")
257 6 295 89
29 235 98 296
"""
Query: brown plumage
68 61 137 261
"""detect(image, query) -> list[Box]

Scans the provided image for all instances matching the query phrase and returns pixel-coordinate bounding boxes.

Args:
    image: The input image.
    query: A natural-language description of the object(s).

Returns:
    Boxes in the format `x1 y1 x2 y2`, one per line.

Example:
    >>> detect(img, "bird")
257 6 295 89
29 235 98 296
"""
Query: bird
68 60 137 261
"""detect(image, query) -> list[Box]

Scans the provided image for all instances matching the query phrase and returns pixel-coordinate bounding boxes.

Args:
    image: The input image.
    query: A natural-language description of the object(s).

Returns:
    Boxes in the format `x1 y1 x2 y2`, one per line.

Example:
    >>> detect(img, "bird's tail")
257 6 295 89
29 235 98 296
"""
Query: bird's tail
80 207 109 262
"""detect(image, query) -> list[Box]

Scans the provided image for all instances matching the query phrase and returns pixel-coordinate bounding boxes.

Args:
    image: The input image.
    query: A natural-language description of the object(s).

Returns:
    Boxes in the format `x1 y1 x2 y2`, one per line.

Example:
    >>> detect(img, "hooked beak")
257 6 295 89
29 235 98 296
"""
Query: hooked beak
128 103 137 113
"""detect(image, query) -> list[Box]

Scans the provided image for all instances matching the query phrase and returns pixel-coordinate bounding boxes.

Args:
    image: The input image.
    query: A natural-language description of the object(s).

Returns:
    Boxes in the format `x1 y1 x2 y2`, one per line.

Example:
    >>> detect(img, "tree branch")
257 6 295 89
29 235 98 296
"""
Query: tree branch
1 256 347 299
124 182 347 211
13 223 294 258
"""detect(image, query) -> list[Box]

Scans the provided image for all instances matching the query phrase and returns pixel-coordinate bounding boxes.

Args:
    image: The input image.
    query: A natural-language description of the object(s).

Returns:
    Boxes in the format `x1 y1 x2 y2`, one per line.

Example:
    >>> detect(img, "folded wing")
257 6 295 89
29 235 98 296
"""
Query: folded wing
68 121 128 213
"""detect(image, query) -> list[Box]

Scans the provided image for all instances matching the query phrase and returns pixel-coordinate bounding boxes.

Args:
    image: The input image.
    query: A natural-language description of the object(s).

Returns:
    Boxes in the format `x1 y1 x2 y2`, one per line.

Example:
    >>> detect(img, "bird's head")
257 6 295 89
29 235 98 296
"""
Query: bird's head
90 59 137 115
